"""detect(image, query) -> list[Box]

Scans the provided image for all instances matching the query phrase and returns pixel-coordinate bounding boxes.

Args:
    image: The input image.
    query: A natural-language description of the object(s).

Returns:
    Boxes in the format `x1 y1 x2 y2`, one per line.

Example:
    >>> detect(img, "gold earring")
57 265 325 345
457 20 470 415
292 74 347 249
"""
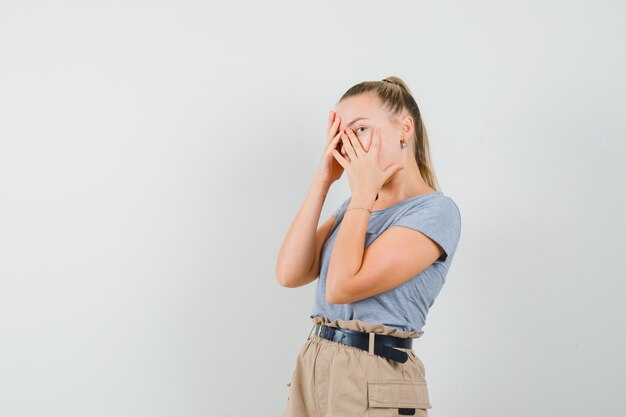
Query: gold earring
400 138 407 149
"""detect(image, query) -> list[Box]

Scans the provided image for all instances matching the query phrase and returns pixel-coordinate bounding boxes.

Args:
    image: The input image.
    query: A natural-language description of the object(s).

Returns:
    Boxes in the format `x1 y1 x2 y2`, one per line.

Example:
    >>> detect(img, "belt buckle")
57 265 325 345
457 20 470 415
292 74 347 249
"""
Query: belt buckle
320 325 329 338
319 325 336 339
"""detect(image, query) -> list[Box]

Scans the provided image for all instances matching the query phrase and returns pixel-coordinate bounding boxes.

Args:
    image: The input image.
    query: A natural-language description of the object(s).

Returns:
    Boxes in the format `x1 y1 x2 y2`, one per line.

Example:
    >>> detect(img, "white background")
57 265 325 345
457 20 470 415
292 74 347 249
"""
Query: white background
1 1 624 416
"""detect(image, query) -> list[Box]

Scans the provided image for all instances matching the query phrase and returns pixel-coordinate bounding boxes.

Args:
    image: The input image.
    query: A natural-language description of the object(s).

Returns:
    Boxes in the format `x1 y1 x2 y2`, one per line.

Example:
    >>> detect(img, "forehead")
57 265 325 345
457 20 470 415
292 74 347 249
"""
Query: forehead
336 93 384 127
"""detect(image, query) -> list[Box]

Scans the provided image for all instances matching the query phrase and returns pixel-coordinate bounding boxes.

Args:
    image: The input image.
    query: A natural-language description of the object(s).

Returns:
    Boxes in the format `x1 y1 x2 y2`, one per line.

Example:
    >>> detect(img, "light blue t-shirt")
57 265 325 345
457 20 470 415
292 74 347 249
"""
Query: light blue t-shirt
310 191 462 333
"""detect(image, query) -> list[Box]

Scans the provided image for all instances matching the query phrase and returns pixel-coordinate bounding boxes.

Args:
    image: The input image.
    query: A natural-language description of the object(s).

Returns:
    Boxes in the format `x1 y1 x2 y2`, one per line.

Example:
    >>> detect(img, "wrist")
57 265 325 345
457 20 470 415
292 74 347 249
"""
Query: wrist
309 177 332 201
348 193 377 211
310 176 333 192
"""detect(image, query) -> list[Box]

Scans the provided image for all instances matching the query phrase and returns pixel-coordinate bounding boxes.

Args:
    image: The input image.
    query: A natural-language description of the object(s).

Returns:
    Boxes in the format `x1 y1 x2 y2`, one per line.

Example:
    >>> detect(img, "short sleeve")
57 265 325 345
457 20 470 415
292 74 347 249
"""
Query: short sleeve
331 197 352 218
391 197 461 263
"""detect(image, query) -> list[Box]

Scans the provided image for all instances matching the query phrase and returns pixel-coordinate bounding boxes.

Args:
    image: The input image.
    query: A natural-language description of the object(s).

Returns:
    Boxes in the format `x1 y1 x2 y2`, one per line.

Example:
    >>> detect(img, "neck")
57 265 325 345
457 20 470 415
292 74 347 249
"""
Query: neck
376 164 434 203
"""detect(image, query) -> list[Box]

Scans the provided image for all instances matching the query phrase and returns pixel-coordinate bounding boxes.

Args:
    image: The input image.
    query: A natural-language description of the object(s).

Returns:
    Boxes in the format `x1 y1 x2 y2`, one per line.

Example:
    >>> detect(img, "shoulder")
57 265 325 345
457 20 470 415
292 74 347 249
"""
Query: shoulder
399 193 460 222
391 193 461 262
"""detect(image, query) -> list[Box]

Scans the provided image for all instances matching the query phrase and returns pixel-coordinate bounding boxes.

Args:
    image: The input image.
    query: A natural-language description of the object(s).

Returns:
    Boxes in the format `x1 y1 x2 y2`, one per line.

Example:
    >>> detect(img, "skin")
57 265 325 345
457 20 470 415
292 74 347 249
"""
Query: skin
332 92 437 208
275 92 444 303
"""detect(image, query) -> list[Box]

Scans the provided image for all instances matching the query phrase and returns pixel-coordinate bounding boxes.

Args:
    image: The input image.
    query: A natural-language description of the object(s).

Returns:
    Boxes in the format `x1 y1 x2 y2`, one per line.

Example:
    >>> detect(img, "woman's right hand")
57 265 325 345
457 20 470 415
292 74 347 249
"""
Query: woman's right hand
314 110 346 185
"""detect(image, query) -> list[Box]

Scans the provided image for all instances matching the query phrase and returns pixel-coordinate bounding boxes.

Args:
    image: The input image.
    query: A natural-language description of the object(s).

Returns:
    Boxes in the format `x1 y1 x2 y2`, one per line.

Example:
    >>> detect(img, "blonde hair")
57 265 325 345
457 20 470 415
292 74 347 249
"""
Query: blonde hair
337 76 441 191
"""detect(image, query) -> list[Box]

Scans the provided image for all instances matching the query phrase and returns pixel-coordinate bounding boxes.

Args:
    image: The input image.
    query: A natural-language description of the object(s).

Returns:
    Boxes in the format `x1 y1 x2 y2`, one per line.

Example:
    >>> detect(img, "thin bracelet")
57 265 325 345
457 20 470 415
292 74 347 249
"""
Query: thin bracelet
346 207 372 213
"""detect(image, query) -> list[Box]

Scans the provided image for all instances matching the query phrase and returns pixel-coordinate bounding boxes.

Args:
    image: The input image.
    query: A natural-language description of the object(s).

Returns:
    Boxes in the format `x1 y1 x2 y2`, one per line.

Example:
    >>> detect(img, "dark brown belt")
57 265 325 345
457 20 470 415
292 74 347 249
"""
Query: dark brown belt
311 324 412 363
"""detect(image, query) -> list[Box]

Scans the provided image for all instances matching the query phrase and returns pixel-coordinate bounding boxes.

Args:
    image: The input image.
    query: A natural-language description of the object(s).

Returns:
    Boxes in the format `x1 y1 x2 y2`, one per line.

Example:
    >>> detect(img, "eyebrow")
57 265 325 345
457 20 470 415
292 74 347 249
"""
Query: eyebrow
346 117 370 127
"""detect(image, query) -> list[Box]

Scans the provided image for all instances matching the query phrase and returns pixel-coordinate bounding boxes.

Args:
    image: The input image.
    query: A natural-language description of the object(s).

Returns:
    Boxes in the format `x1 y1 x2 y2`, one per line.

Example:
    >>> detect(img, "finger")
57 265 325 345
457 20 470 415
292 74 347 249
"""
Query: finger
345 128 364 157
370 125 381 156
331 149 348 170
333 115 341 137
340 144 351 163
326 113 340 143
341 132 358 161
326 110 334 137
383 164 405 181
326 130 343 152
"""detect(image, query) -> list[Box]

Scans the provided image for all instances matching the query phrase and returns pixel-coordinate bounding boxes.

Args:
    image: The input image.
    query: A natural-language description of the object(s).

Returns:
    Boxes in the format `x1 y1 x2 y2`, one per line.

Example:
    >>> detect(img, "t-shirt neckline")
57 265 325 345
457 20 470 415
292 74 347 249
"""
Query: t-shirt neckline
369 191 443 214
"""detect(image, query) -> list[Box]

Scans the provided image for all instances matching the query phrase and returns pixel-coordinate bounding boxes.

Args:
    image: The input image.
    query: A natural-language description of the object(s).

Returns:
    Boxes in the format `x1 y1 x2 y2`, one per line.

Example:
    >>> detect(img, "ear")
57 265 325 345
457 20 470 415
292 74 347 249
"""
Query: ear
401 114 414 138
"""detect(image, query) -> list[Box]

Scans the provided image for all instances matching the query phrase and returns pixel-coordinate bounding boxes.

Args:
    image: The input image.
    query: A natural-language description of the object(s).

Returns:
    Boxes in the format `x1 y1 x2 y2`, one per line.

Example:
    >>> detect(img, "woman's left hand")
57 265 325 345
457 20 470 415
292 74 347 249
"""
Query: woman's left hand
331 125 405 203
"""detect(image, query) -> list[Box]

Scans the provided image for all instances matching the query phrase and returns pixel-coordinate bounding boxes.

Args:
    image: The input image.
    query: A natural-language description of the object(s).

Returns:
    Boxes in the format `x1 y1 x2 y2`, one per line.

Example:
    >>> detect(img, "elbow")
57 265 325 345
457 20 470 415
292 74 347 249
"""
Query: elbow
276 276 299 288
275 275 288 288
325 282 351 304
275 267 294 288
326 294 344 304
275 264 290 287
326 292 348 304
275 265 305 288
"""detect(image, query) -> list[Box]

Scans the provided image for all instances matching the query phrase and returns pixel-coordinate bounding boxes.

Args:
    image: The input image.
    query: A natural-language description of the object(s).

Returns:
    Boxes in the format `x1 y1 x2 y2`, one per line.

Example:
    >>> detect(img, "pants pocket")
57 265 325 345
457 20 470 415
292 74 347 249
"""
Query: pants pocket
367 380 431 416
407 350 427 379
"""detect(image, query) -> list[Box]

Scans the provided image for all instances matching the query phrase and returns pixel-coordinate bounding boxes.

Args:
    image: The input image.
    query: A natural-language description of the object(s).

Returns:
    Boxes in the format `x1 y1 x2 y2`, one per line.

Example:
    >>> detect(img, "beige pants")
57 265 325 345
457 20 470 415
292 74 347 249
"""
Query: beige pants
281 316 432 417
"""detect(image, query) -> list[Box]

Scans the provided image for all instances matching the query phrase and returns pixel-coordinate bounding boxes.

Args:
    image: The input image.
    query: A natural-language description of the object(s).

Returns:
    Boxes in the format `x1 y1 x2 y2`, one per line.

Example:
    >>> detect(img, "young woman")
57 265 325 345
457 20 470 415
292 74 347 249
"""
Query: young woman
276 76 462 417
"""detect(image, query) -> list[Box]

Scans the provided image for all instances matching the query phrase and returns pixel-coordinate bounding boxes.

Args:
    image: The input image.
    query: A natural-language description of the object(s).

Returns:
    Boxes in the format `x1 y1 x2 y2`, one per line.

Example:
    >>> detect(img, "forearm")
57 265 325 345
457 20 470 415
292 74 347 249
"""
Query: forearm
275 178 332 285
326 194 376 301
